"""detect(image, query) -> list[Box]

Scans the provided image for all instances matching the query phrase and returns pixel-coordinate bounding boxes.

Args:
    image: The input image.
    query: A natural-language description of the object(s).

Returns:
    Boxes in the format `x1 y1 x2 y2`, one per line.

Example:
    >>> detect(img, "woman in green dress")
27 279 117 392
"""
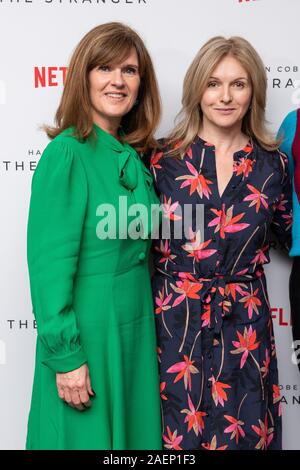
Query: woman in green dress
26 22 162 450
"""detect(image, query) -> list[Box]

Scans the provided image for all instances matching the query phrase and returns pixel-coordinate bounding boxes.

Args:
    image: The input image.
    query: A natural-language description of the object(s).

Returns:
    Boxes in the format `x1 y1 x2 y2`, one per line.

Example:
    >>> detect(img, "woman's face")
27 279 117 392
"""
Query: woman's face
200 55 252 133
89 47 140 133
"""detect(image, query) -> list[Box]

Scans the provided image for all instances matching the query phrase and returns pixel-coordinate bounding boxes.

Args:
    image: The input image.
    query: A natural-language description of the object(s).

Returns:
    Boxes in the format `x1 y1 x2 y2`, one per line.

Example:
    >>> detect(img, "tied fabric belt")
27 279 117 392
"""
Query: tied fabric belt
155 266 265 334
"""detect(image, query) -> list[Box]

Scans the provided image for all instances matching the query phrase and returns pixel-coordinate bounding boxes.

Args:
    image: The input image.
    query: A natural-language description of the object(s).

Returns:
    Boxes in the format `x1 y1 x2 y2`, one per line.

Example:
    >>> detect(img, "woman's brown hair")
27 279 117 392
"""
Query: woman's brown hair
167 36 280 158
45 22 161 152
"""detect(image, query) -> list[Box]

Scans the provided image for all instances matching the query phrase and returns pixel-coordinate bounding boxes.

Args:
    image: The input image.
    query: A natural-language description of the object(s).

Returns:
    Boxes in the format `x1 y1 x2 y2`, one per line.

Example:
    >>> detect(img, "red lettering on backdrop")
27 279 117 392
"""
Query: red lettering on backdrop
59 67 68 84
34 67 46 88
34 67 68 88
270 308 292 326
48 67 58 87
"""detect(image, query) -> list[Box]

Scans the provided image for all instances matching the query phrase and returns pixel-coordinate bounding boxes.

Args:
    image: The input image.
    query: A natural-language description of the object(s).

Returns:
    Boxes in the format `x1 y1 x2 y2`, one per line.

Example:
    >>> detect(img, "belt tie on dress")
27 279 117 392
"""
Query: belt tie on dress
156 267 265 334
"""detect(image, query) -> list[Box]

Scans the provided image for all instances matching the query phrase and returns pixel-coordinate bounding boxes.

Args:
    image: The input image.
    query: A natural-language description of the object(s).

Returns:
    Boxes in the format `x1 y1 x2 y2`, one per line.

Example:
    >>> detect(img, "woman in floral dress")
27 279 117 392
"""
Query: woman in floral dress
150 36 292 450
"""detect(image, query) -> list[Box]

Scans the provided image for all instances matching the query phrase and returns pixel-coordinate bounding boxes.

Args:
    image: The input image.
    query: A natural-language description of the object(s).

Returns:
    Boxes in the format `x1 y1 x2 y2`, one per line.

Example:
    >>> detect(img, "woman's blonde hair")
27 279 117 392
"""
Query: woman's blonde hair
167 36 280 158
45 22 161 152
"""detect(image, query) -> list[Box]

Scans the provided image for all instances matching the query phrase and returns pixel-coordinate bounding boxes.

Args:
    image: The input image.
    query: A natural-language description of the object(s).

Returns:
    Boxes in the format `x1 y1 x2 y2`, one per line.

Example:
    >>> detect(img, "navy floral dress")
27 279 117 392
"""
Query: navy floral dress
149 136 292 450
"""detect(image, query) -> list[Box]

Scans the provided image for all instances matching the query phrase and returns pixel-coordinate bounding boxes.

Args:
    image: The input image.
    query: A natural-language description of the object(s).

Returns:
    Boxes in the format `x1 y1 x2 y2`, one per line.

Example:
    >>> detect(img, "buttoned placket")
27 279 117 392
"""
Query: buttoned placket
186 139 257 443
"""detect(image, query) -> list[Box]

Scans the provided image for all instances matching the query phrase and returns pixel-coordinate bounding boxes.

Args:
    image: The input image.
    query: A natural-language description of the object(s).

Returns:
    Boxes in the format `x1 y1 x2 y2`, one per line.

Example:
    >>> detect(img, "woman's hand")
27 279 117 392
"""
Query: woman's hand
56 363 96 411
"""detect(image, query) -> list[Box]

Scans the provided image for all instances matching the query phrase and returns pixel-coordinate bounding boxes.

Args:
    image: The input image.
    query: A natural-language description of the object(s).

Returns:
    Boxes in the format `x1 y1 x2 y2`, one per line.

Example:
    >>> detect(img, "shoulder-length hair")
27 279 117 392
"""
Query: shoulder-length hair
45 22 161 152
168 36 280 158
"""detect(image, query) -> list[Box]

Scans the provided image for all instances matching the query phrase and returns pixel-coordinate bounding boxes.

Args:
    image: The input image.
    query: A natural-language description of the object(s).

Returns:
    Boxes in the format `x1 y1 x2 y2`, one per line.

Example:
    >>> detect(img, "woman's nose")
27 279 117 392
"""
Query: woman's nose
220 85 232 103
111 69 125 87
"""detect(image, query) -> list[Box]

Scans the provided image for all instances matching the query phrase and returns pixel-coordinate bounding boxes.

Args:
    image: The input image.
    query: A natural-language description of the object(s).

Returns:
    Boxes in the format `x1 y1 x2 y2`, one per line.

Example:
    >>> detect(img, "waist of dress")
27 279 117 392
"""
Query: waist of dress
154 265 266 335
154 265 265 284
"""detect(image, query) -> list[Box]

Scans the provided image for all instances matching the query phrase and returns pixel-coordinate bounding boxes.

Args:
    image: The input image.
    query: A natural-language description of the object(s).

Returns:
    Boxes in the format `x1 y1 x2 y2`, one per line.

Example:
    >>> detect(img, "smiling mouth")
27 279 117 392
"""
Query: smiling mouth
105 92 127 99
214 108 236 112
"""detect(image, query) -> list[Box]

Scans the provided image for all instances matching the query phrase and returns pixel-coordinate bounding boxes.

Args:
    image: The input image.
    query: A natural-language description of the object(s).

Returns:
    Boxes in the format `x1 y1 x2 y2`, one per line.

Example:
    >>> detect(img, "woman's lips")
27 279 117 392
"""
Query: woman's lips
214 108 236 114
105 92 127 101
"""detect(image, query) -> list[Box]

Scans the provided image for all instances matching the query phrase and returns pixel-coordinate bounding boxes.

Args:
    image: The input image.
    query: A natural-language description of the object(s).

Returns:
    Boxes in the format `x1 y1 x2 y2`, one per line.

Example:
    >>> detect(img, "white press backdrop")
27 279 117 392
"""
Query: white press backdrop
0 0 299 450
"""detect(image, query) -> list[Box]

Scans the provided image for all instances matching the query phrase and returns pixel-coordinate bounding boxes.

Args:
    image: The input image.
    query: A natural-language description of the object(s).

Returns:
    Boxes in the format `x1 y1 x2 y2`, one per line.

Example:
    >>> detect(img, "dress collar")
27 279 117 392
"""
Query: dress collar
93 123 128 152
93 122 154 195
194 134 254 159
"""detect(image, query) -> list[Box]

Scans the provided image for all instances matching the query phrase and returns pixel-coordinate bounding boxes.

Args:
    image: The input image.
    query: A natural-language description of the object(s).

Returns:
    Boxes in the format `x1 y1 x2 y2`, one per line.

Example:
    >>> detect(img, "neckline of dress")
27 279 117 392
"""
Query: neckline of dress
93 123 129 152
195 134 254 157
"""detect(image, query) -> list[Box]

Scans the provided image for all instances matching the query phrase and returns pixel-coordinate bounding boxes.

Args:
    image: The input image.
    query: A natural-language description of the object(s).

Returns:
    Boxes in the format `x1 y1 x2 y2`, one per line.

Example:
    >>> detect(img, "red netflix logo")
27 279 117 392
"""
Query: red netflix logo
34 67 68 88
270 308 292 326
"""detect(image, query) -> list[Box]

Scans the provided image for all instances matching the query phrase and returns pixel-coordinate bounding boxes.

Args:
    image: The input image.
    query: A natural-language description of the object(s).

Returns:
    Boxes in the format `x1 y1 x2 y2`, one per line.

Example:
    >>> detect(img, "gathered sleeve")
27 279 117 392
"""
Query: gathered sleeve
27 140 88 373
270 150 293 253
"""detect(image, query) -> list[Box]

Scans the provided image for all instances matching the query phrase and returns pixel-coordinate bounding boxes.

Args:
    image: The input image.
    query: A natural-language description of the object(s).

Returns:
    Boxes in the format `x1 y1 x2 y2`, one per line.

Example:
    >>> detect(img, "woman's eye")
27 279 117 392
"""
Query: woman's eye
98 65 110 72
235 81 245 88
207 82 218 88
123 67 138 75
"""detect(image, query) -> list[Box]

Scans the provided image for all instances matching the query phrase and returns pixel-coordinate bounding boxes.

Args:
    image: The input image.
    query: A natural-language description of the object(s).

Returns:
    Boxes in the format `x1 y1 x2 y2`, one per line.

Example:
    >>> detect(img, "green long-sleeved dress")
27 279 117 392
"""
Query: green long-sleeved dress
26 124 162 450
